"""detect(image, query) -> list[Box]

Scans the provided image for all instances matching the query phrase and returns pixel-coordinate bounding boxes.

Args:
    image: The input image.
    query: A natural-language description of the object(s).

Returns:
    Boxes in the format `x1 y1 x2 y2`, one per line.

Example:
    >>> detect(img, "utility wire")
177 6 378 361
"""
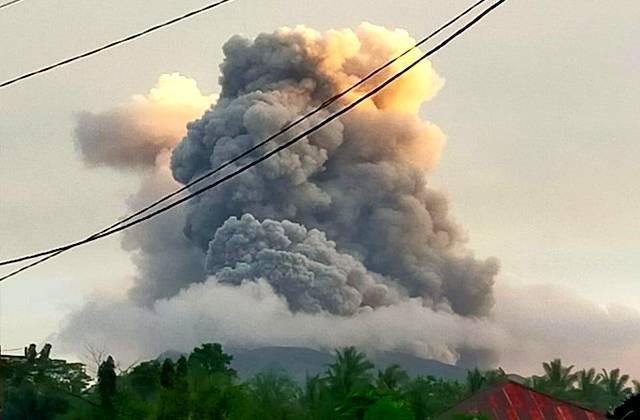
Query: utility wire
0 0 24 10
0 0 506 278
0 0 234 89
1 347 24 353
0 0 489 270
0 0 507 282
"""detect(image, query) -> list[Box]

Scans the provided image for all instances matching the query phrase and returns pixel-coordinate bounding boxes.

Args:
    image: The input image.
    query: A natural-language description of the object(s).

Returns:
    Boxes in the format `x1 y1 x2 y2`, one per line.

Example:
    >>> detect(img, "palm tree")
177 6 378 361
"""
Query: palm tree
301 375 330 419
540 359 577 395
97 355 117 415
484 368 507 385
576 368 600 390
403 376 467 420
326 347 374 399
376 364 409 393
362 396 413 420
466 369 487 394
572 368 603 408
601 369 631 408
249 370 302 419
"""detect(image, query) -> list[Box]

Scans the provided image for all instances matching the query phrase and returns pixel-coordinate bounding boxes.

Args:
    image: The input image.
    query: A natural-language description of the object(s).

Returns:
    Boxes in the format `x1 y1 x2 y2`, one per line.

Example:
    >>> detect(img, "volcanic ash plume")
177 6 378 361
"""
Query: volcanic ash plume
73 73 216 302
170 23 498 316
60 23 500 365
207 214 401 315
75 73 216 169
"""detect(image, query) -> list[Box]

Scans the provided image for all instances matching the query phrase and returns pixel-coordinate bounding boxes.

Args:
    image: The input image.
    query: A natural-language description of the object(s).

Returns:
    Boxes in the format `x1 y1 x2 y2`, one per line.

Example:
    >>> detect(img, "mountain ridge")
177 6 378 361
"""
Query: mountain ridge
160 346 467 383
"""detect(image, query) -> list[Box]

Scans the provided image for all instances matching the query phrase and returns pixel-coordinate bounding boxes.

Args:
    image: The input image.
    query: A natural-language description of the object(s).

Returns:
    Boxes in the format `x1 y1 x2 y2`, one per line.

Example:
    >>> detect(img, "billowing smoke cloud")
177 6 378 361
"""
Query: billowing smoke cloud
206 214 401 315
72 73 215 303
75 73 215 169
167 23 497 316
494 280 640 376
121 160 207 304
61 23 501 366
57 278 640 377
57 278 504 368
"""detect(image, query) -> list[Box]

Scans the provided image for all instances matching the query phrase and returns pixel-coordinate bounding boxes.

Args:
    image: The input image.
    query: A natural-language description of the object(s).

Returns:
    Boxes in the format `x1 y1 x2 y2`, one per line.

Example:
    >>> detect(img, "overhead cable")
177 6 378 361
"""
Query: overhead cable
0 0 507 282
0 0 234 88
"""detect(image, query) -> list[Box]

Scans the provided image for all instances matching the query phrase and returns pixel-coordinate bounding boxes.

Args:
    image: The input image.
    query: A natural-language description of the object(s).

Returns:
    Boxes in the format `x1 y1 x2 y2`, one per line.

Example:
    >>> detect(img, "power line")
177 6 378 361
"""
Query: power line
1 347 24 353
0 0 507 282
0 0 24 10
0 0 234 89
0 0 506 279
0 0 489 271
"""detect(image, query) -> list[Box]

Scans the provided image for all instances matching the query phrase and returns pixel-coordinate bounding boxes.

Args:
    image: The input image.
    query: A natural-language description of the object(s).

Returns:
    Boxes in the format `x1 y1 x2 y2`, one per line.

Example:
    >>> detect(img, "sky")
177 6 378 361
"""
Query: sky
1 0 639 374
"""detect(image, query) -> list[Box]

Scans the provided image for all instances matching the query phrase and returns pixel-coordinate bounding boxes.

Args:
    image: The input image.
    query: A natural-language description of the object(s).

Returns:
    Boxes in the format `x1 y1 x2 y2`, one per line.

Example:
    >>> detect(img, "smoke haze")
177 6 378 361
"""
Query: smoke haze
75 73 215 170
57 278 640 376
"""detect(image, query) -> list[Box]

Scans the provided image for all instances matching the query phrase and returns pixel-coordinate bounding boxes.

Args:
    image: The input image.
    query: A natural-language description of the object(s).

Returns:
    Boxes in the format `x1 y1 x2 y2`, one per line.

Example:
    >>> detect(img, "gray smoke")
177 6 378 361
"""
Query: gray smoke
74 73 215 170
121 166 207 304
166 25 498 316
206 214 400 315
62 24 501 366
71 74 214 304
56 278 505 368
74 109 171 169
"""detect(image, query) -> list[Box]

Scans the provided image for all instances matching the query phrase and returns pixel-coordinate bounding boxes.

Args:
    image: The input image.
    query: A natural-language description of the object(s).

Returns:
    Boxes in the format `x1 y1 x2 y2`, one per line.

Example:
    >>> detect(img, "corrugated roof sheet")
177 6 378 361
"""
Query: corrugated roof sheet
440 380 606 420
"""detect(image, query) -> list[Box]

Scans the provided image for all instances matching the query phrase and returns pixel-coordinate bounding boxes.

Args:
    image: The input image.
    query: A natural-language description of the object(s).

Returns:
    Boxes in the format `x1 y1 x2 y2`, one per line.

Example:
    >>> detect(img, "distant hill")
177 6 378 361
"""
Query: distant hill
158 346 467 383
229 346 467 383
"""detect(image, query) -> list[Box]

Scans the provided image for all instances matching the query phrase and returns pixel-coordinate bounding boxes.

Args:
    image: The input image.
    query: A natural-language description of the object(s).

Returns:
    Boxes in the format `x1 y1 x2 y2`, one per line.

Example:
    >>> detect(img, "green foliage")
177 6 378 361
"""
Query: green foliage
326 347 374 400
176 356 188 378
301 375 332 420
9 342 640 420
527 360 636 412
2 346 92 420
569 368 602 409
4 354 90 394
127 360 161 399
376 364 409 393
363 396 412 420
190 377 253 420
248 370 303 419
403 375 467 420
600 368 631 409
447 414 491 420
465 369 486 394
464 368 506 395
157 386 190 420
4 384 69 420
532 358 577 399
97 355 117 414
188 342 236 377
335 389 380 419
160 358 175 389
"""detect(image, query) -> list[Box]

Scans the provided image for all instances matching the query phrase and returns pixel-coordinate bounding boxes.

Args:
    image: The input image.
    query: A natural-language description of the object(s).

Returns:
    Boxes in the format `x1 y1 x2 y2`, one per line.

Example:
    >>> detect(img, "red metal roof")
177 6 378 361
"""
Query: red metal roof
440 380 606 420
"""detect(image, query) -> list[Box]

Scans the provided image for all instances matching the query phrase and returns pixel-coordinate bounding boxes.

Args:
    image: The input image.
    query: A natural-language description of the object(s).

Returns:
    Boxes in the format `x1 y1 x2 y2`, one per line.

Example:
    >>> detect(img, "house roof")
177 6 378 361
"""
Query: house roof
439 380 606 420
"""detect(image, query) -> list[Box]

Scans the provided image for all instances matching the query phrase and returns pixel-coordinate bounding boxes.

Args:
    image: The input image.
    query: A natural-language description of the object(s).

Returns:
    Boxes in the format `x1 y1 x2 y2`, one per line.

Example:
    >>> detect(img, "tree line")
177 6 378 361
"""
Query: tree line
2 343 638 419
